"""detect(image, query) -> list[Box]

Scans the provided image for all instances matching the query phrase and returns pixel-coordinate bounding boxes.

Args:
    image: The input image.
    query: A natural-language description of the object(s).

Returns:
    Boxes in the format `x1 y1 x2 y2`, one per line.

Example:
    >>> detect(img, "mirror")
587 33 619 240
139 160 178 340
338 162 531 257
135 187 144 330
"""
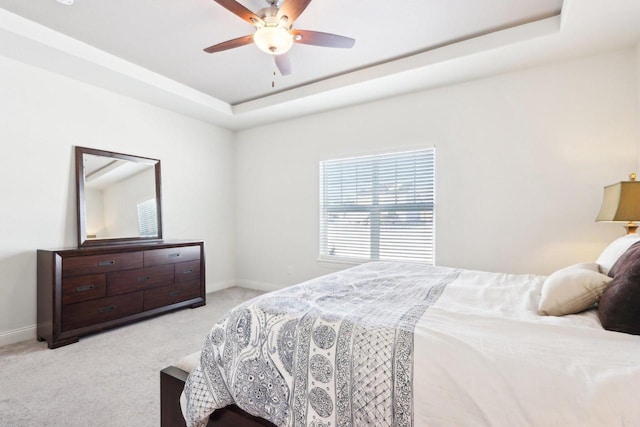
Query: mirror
75 146 163 247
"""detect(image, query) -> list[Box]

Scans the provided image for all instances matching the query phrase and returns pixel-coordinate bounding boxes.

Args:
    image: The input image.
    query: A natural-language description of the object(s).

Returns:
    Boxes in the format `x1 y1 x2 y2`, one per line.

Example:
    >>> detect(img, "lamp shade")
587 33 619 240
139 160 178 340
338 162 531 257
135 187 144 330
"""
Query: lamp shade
596 181 640 222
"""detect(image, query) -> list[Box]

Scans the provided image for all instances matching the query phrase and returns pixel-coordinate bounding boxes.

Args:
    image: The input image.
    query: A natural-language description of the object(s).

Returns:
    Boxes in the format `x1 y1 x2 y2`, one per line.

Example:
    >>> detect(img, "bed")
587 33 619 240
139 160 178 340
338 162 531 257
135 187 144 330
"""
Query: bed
161 251 640 426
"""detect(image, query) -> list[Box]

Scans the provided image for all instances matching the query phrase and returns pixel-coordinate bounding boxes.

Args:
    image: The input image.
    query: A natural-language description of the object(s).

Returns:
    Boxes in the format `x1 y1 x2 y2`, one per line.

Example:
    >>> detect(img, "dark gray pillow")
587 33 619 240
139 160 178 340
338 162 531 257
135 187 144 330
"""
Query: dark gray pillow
598 240 640 335
608 240 640 278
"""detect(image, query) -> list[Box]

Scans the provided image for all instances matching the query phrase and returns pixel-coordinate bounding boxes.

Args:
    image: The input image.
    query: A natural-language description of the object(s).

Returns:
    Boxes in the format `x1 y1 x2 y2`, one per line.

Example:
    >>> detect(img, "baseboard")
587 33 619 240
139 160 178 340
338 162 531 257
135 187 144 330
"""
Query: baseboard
0 324 36 347
234 279 283 292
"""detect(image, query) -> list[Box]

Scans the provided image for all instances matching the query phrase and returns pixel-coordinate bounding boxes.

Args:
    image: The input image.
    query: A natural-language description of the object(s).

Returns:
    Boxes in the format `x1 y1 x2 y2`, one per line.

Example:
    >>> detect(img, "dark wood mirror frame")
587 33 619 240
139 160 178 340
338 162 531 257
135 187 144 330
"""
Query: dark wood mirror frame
75 146 163 247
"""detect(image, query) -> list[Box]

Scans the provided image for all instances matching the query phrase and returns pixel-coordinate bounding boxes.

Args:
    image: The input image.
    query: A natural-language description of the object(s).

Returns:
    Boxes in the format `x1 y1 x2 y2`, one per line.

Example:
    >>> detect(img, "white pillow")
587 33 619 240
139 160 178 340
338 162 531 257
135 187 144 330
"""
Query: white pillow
538 262 613 316
596 234 640 275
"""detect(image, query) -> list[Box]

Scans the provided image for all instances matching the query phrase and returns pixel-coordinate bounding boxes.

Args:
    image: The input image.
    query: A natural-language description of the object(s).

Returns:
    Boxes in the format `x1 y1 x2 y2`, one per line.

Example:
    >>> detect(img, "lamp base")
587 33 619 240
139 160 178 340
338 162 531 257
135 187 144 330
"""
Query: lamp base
625 222 638 234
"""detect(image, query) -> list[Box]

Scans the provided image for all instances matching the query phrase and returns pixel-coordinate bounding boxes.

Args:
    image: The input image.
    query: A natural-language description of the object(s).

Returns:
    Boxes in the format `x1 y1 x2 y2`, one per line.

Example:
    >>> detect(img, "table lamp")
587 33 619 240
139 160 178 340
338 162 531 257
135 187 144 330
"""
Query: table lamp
596 173 640 234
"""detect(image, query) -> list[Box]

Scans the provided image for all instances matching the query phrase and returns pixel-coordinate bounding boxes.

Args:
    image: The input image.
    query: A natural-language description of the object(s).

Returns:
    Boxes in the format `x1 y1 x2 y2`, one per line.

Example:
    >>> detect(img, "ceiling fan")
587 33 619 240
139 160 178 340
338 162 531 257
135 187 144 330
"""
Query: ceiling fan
204 0 356 76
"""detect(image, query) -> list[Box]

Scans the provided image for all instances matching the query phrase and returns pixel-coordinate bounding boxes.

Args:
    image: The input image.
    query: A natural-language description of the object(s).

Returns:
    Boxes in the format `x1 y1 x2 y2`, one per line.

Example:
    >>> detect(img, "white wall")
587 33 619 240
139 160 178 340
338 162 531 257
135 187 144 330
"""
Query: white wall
235 49 638 290
0 55 236 345
85 188 105 237
638 42 640 170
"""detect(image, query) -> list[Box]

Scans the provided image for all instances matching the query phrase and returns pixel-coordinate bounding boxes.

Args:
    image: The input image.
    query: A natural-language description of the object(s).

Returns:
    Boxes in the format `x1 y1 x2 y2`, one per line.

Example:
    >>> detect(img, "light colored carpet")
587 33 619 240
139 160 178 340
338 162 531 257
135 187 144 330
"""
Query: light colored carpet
0 287 263 427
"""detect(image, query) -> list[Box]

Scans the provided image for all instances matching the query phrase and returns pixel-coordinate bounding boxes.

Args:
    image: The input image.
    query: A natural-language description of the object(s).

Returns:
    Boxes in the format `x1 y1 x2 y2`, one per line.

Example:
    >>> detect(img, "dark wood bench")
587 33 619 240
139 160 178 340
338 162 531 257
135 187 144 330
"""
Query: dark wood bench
160 366 277 427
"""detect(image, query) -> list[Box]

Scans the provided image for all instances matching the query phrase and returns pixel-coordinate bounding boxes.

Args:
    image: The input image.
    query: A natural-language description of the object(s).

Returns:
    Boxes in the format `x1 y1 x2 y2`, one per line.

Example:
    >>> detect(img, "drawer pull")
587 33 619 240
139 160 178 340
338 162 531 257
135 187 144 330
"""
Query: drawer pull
137 276 151 282
98 305 116 313
76 284 95 292
98 260 116 266
182 269 194 274
168 291 181 297
168 253 181 259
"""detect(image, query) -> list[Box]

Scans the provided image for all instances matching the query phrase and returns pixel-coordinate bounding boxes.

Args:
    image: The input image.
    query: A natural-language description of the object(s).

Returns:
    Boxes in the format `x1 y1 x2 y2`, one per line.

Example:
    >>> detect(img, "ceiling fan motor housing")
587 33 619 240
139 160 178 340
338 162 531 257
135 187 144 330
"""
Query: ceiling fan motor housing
267 0 283 8
257 7 281 24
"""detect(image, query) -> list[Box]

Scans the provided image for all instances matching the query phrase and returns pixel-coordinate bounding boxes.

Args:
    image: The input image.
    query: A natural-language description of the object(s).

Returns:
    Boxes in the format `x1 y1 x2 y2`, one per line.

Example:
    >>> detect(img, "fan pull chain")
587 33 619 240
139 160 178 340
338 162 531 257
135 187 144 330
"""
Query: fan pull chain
272 71 276 88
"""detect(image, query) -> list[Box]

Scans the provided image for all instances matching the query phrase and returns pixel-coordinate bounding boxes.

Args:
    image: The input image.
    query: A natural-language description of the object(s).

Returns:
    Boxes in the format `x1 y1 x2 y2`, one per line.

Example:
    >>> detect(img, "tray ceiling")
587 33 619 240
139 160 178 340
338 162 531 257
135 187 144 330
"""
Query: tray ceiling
2 0 640 130
0 0 561 104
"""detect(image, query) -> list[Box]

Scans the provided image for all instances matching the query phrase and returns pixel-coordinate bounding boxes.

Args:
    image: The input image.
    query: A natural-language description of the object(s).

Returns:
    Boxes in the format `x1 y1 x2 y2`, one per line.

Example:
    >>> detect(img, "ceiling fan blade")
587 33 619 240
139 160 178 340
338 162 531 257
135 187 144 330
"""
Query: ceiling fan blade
292 30 355 48
278 0 312 25
214 0 263 26
275 54 292 76
203 35 254 53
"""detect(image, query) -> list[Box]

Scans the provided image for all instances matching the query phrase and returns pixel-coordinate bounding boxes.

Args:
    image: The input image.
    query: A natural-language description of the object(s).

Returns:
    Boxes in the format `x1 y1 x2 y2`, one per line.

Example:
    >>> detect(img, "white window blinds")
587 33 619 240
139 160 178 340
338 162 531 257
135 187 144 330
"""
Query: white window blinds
320 148 435 263
137 199 158 237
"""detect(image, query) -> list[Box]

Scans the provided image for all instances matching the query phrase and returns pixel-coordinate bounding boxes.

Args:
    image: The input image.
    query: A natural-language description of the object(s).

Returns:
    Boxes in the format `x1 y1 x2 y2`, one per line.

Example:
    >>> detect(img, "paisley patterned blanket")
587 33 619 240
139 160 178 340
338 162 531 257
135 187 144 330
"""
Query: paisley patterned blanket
182 262 460 427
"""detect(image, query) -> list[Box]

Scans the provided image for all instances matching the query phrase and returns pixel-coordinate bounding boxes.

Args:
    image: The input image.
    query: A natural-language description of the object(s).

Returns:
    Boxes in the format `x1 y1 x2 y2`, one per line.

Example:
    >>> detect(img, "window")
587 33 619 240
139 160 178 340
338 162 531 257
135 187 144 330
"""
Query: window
137 199 158 237
320 148 435 263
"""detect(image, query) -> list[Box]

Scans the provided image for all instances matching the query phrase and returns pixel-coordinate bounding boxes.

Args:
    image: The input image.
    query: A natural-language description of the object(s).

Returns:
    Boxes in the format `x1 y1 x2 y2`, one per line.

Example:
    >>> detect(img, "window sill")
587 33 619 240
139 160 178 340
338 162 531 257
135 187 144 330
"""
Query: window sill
316 256 369 267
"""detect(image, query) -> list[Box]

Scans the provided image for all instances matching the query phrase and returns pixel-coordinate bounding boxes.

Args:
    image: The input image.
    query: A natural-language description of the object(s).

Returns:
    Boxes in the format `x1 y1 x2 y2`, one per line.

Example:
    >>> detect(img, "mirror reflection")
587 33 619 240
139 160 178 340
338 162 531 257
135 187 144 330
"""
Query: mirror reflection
76 147 162 246
83 154 158 240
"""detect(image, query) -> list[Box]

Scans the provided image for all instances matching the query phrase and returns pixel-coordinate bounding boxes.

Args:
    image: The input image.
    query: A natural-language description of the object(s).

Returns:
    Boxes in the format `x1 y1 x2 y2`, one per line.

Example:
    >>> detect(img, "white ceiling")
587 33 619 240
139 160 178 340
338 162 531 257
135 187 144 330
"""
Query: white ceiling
1 0 640 130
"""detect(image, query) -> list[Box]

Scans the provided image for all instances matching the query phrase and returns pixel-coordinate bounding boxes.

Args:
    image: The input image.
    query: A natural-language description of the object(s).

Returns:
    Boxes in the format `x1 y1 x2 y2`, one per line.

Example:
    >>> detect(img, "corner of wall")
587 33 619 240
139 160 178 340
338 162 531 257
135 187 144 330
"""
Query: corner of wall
206 280 236 294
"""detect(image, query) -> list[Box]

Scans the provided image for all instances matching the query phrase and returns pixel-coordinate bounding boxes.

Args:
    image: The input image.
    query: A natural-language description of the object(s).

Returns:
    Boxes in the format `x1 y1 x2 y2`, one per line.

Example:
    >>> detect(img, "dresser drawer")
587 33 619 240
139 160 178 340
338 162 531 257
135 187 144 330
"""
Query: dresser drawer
143 280 201 311
107 264 174 296
61 292 143 331
175 260 201 283
63 252 143 277
62 274 107 305
144 245 200 267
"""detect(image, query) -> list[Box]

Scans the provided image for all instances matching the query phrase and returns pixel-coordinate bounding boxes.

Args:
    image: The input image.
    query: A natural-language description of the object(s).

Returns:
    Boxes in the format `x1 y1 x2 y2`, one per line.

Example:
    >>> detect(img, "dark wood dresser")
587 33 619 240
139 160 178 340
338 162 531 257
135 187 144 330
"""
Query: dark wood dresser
37 240 205 349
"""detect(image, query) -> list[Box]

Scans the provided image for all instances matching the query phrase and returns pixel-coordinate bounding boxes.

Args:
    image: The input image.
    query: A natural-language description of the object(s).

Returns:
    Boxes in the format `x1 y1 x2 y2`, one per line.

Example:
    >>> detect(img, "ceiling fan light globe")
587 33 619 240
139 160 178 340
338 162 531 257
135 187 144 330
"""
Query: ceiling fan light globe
254 26 293 55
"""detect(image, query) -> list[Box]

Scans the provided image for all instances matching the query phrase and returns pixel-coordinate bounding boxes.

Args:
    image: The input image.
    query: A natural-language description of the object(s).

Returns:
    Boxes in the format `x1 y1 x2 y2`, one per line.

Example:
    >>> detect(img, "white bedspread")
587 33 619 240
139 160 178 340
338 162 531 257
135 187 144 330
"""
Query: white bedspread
182 262 640 426
414 269 640 426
